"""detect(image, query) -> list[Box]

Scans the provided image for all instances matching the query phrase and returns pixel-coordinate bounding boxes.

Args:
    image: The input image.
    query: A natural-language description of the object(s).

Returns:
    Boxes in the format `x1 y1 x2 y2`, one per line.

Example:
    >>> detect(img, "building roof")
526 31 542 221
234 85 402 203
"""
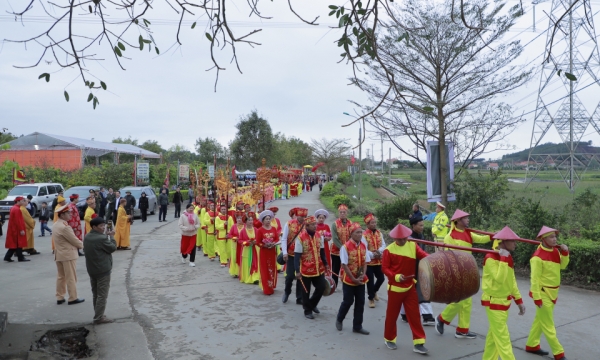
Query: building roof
2 132 160 158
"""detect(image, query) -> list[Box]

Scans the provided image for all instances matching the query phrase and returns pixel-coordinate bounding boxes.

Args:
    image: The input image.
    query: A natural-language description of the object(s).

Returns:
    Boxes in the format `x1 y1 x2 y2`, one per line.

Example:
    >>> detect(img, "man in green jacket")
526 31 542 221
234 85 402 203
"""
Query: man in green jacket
432 201 449 245
83 216 117 324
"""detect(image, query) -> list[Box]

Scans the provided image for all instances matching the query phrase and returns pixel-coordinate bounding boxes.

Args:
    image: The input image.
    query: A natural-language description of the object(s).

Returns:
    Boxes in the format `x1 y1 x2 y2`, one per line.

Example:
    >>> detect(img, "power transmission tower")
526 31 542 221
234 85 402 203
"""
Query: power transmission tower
526 0 600 191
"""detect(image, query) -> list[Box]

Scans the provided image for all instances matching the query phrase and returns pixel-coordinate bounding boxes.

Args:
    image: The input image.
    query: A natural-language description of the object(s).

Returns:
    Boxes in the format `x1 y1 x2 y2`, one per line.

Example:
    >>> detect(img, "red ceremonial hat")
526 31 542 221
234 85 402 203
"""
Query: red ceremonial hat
268 206 279 213
70 194 79 200
536 226 559 240
244 203 251 208
14 196 24 203
349 222 362 234
235 210 245 218
237 201 244 206
304 216 317 225
364 213 375 225
493 226 520 240
451 209 470 221
247 211 256 219
389 223 412 239
208 201 215 205
296 208 308 217
338 204 348 211
289 207 297 217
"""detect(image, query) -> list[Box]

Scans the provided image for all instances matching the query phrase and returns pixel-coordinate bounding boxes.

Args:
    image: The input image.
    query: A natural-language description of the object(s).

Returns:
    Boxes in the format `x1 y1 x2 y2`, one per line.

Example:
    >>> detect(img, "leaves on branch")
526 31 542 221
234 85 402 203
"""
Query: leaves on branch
114 46 122 57
118 42 125 51
191 22 197 29
101 81 107 90
64 91 69 102
155 47 160 55
38 73 50 82
87 93 94 102
565 72 577 81
206 33 213 42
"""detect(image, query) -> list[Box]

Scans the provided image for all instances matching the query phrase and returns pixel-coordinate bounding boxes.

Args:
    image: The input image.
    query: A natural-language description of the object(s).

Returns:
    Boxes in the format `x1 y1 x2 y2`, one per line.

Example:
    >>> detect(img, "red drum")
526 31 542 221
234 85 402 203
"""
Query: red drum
323 275 336 296
418 250 480 304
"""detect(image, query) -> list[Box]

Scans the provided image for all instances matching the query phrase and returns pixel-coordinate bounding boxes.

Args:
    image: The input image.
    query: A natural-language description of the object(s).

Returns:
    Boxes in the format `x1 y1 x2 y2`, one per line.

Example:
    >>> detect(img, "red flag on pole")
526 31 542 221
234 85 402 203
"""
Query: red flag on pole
351 154 356 165
231 165 236 180
163 166 170 187
13 168 26 185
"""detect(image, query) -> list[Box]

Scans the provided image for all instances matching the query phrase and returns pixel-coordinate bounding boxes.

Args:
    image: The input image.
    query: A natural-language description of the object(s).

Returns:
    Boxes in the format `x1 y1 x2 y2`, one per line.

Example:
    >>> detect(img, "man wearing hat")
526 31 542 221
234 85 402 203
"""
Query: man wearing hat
202 201 218 260
124 190 136 216
336 222 370 334
400 216 435 325
525 226 569 360
436 209 491 339
84 216 117 324
382 223 429 354
431 202 449 245
53 205 85 305
67 194 84 243
480 226 526 360
294 215 329 319
21 196 38 255
4 197 30 262
281 207 307 304
331 204 354 287
363 213 386 309
52 189 64 213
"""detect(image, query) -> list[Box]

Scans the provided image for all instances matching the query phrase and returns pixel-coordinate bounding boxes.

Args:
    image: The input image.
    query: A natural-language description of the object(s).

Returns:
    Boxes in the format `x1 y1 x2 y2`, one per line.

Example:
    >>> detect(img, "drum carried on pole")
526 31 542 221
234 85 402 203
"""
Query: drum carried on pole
418 250 480 304
323 274 337 296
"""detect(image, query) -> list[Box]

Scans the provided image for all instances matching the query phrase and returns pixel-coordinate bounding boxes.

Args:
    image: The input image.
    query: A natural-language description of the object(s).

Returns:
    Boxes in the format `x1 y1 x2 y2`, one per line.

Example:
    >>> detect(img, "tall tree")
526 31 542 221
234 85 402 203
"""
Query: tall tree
271 133 313 167
195 137 226 164
230 111 274 169
354 0 532 204
0 129 17 146
140 140 165 164
310 138 351 177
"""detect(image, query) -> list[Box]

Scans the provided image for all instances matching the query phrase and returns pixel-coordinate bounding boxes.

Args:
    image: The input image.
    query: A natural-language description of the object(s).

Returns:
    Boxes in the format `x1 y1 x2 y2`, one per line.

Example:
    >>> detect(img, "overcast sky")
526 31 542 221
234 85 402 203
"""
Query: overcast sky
1 0 599 163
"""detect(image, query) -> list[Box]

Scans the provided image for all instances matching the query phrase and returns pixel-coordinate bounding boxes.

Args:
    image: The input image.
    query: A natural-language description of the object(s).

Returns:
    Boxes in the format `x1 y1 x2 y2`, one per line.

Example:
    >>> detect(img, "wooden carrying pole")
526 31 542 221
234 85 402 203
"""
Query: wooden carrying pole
445 225 541 245
407 237 498 254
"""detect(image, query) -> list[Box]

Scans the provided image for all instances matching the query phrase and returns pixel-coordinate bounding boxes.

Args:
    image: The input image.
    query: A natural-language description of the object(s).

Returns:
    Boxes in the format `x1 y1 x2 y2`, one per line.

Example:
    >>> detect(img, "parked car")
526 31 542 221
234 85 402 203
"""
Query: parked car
118 186 157 218
64 186 104 220
0 183 65 218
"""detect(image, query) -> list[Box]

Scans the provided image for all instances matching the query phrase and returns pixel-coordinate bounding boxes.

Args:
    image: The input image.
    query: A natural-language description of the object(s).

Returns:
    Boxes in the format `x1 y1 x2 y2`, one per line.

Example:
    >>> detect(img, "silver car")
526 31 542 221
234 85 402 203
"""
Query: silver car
0 183 65 218
118 186 158 218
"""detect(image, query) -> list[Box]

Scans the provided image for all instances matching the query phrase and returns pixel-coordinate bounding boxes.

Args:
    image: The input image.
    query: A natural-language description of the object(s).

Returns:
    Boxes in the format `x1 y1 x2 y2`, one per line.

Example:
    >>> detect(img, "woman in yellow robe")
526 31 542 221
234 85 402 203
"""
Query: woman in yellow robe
114 198 131 250
84 202 96 234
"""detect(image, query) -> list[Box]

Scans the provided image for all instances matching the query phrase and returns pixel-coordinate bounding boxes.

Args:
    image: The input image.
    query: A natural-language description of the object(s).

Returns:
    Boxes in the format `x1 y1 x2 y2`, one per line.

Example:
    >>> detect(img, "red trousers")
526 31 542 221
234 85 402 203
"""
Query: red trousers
384 286 426 345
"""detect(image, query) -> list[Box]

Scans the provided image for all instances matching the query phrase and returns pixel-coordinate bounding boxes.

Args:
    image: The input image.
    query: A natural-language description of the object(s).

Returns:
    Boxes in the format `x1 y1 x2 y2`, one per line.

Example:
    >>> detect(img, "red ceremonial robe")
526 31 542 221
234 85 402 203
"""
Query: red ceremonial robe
256 226 279 295
67 202 83 241
5 204 27 249
316 223 332 271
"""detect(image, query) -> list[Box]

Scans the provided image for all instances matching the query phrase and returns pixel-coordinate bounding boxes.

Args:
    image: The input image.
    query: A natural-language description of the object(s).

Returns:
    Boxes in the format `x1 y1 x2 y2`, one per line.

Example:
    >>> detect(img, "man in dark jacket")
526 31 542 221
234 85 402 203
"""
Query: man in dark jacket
124 191 136 216
158 189 169 222
172 187 183 218
105 188 116 222
83 217 117 324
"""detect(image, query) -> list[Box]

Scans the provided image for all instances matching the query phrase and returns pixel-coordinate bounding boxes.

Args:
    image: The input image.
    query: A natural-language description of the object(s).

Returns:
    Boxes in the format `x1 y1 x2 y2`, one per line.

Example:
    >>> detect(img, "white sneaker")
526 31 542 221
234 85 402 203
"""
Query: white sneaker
181 257 186 263
189 262 195 267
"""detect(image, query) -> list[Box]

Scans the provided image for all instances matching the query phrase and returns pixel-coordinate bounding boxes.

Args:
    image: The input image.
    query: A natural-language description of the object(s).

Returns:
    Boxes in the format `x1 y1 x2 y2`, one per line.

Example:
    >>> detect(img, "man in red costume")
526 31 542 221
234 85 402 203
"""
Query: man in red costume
67 194 84 256
4 197 30 262
331 204 353 287
382 223 429 354
281 207 307 304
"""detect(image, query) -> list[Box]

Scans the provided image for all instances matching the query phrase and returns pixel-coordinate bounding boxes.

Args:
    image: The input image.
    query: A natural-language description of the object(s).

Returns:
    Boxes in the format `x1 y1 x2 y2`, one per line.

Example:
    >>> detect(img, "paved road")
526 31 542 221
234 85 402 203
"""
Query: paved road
1 193 599 359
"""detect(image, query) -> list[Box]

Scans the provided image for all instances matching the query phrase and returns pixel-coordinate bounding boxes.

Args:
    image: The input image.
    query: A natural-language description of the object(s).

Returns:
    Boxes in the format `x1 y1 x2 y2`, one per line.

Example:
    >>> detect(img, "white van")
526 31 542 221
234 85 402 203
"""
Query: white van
0 183 65 217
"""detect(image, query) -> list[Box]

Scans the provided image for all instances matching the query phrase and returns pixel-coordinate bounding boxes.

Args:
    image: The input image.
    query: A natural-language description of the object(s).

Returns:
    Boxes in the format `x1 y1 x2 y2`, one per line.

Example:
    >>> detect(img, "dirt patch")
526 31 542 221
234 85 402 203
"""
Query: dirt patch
32 327 92 359
375 187 395 198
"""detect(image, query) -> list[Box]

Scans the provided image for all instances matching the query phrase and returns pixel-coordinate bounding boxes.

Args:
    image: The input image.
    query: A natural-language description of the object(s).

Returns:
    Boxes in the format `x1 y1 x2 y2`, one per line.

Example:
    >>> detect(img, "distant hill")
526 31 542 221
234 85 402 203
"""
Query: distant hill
501 141 600 162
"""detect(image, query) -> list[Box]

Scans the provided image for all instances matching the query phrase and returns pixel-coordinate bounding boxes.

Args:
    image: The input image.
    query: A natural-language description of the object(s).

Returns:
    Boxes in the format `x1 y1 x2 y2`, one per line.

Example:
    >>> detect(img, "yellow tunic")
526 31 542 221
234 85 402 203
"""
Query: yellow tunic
84 207 95 234
114 206 131 247
21 206 35 249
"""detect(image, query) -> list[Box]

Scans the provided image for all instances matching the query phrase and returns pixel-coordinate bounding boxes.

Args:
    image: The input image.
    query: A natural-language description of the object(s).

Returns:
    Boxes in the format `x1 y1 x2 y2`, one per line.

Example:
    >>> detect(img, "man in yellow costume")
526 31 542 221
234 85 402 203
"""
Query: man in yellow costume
431 201 449 244
21 199 37 255
194 197 207 254
481 226 526 360
436 209 490 339
203 201 217 261
215 203 234 267
525 226 569 360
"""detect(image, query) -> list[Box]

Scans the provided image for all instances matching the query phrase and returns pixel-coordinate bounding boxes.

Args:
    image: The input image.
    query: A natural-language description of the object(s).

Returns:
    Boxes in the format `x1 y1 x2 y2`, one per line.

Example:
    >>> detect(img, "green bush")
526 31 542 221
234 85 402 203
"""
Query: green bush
409 173 426 181
337 171 352 186
320 182 340 197
374 196 417 230
370 177 382 188
332 194 353 209
349 201 374 218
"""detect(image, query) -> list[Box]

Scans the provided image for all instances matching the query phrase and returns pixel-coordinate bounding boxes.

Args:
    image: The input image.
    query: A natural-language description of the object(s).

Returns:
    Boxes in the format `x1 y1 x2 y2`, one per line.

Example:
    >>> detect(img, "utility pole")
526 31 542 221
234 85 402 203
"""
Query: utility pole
381 133 384 175
389 148 392 186
358 127 362 200
371 143 374 172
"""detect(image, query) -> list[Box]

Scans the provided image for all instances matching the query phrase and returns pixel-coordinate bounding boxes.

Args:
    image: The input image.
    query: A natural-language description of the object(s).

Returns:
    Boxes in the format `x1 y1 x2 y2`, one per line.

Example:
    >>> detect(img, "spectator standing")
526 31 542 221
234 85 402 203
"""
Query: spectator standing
99 187 108 218
0 212 4 237
188 185 194 205
105 189 116 222
173 187 183 218
158 189 169 222
178 203 200 267
84 217 117 324
161 184 170 196
139 192 149 222
26 195 34 216
39 202 53 237
124 191 136 216
22 198 38 255
53 205 85 305
409 203 423 220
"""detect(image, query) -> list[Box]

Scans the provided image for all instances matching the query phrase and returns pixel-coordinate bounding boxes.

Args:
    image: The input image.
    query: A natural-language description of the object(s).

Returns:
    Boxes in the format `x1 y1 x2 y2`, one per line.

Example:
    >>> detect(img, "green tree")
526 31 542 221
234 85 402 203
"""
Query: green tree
0 129 18 146
140 140 165 164
195 137 226 164
230 110 274 169
270 133 313 167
